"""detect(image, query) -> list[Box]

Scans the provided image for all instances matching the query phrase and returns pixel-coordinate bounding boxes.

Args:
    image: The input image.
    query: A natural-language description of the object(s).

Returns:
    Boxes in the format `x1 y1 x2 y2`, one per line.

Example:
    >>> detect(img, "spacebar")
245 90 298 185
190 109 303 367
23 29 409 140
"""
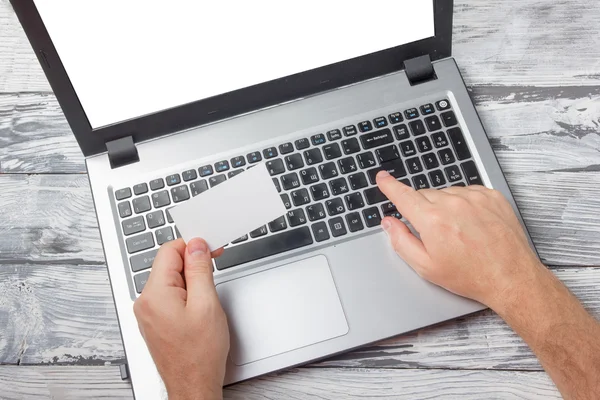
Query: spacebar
215 227 314 271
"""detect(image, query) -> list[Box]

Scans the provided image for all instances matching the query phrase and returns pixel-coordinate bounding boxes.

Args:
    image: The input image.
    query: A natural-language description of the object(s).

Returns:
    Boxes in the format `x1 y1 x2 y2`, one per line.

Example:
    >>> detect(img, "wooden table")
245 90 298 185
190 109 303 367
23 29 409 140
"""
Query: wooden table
1 0 599 398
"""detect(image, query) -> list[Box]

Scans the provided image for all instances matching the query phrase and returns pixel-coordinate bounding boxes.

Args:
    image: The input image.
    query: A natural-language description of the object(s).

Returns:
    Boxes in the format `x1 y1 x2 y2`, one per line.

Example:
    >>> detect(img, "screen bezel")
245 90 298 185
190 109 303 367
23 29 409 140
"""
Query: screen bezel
10 0 453 157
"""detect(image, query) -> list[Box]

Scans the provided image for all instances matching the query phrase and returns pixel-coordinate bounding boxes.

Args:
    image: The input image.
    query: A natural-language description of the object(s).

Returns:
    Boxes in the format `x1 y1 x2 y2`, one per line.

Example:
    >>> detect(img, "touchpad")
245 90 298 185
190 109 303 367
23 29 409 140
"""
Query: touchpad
216 255 349 366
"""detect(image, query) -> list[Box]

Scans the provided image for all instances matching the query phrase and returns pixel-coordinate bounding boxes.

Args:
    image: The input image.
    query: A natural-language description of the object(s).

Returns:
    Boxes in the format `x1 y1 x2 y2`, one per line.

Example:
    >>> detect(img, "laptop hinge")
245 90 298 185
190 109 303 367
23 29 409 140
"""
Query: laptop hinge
404 54 437 86
106 136 139 169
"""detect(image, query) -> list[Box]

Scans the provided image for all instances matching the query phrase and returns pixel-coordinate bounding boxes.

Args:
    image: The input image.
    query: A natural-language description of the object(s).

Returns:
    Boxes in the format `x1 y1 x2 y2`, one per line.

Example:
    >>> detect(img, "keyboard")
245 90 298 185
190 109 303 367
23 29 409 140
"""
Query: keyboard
113 98 483 295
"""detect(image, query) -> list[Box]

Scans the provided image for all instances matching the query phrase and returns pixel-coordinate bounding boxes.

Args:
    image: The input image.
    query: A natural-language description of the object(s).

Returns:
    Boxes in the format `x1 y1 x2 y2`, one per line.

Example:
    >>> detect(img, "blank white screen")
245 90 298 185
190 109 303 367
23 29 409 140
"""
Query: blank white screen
34 1 435 129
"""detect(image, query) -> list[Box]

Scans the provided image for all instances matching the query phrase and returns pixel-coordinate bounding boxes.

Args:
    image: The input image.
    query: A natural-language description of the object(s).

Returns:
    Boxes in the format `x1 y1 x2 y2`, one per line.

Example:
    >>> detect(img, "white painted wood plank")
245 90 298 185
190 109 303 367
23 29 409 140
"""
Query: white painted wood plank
0 366 562 399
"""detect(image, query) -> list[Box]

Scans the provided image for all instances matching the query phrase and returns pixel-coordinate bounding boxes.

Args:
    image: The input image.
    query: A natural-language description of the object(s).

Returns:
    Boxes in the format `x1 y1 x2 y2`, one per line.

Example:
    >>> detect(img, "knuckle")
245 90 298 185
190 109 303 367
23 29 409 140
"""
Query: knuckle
468 190 488 204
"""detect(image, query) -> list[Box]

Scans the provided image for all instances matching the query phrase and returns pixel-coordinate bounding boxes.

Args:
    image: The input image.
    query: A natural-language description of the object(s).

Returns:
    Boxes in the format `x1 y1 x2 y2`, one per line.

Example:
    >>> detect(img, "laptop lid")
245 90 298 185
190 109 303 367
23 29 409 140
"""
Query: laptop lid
10 0 453 158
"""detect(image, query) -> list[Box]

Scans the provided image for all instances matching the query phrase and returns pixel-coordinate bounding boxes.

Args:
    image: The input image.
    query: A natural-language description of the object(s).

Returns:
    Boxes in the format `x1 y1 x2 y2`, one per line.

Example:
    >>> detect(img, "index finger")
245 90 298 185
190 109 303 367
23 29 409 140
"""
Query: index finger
376 171 430 229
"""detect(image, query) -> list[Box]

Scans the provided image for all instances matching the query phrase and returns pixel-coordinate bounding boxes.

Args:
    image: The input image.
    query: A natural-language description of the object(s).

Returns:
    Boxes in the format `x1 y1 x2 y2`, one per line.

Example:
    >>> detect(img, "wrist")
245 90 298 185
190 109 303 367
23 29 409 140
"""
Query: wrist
167 381 223 400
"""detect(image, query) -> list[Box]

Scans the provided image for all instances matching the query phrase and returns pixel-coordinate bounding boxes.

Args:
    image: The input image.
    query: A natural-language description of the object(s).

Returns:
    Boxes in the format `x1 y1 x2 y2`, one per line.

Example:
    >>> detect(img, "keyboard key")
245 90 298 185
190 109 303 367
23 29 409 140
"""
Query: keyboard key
232 235 248 244
425 115 442 132
445 165 463 183
266 158 286 176
376 145 400 163
182 169 198 181
146 210 166 229
416 137 433 153
341 138 361 155
285 153 305 170
429 170 446 187
281 193 292 209
273 178 282 192
327 129 342 141
384 210 402 219
171 185 190 203
441 111 458 127
303 148 323 165
412 174 430 189
292 188 311 206
345 192 365 210
115 188 132 200
312 222 330 242
393 124 410 141
311 183 330 201
323 143 342 160
231 156 246 168
346 212 364 232
208 174 226 187
215 161 229 173
228 170 243 179
300 167 320 185
269 215 288 232
329 177 349 196
118 201 132 218
134 271 151 294
343 125 357 136
373 117 388 128
126 232 154 254
311 134 326 146
215 227 313 270
130 249 158 273
247 151 263 164
405 108 419 119
150 178 165 191
461 161 484 185
381 202 397 214
399 140 417 157
151 190 170 208
422 153 439 170
388 112 403 124
329 217 347 237
132 196 151 214
349 172 368 190
432 131 449 148
326 198 345 216
338 157 358 174
279 142 294 155
406 157 424 174
295 138 310 150
364 187 387 205
448 128 472 160
307 203 327 221
281 173 300 190
363 207 382 228
199 165 213 177
453 182 466 187
155 226 175 245
122 216 146 236
399 178 412 187
287 209 307 227
357 152 377 169
420 103 435 115
263 147 278 159
319 162 339 180
250 225 268 238
438 148 456 165
409 120 426 136
166 174 181 186
358 121 373 132
133 183 148 195
190 180 209 196
436 99 451 111
359 128 393 150
367 159 407 184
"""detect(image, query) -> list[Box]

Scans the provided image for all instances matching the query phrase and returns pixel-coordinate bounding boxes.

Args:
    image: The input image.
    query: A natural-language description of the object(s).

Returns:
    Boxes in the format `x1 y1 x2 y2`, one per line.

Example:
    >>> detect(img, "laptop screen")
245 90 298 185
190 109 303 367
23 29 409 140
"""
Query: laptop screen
34 1 435 129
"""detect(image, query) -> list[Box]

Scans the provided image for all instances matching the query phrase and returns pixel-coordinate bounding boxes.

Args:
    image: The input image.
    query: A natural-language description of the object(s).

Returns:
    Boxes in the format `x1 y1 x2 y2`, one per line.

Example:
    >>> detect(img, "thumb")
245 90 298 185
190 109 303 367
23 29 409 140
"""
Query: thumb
381 217 432 276
184 238 218 305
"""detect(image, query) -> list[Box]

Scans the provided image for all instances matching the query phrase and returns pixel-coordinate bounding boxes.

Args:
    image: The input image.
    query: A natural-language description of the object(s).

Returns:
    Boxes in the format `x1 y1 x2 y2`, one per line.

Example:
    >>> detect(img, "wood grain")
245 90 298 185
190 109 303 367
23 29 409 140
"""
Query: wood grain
0 366 562 399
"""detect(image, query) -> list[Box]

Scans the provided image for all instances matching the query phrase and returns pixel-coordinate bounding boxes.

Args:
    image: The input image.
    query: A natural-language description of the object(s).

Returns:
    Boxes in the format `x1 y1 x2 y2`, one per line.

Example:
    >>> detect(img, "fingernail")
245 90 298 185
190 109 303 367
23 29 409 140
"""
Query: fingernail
188 238 207 257
377 170 391 179
381 219 392 233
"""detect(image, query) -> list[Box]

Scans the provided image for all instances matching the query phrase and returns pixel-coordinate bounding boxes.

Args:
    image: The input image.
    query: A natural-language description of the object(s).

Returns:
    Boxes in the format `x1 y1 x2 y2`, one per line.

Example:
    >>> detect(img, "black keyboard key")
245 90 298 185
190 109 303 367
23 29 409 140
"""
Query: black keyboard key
303 148 323 165
209 174 227 187
393 124 410 141
385 210 403 219
295 138 310 150
357 152 377 169
367 159 407 184
247 152 262 164
287 209 307 227
281 193 292 209
420 103 435 115
190 180 209 196
360 128 393 150
409 120 426 136
273 178 282 193
134 271 151 294
373 117 388 128
215 161 229 173
263 147 278 159
436 99 451 111
199 165 213 177
429 170 446 187
329 217 347 237
171 185 190 203
307 203 327 221
349 172 368 190
250 225 268 238
166 174 181 186
432 132 449 148
323 143 342 160
279 142 294 155
130 249 158 273
364 187 388 205
343 125 357 136
338 157 358 174
231 156 246 168
146 210 166 229
132 196 151 214
155 226 175 245
346 212 364 232
345 192 365 210
445 165 463 183
151 190 170 208
376 145 400 163
405 108 419 119
133 183 148 195
438 148 456 165
399 178 412 187
311 183 330 201
126 232 155 254
268 216 288 233
311 134 326 146
319 162 339 180
281 173 300 190
448 128 472 160
326 198 345 216
232 235 248 244
342 138 361 155
312 222 330 242
441 111 458 127
363 207 382 228
182 169 198 181
388 112 403 124
416 136 433 153
115 188 132 200
422 152 440 170
150 178 165 191
358 121 373 132
228 170 243 179
285 153 305 170
266 159 286 176
300 167 320 185
461 161 484 185
399 140 417 157
118 201 132 218
292 188 311 206
329 177 349 196
412 174 430 189
381 202 397 214
122 216 146 236
425 115 442 132
327 129 342 141
406 157 424 174
216 227 313 270
453 182 467 187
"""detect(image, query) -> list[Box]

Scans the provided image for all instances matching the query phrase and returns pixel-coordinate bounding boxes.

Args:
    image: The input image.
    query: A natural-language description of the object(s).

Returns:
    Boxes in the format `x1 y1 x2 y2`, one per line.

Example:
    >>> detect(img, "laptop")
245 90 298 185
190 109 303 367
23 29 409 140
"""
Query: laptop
11 0 535 398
